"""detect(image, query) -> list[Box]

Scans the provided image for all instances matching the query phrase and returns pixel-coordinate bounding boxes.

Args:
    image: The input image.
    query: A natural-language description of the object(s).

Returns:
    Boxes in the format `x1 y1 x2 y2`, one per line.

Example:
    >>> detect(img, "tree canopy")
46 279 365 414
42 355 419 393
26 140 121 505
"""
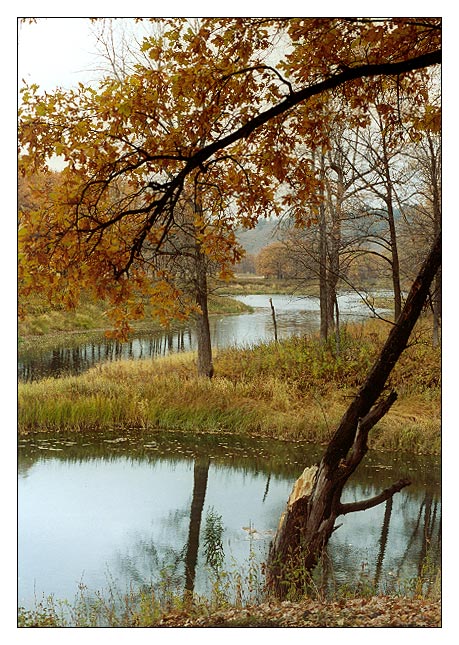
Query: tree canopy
18 17 441 335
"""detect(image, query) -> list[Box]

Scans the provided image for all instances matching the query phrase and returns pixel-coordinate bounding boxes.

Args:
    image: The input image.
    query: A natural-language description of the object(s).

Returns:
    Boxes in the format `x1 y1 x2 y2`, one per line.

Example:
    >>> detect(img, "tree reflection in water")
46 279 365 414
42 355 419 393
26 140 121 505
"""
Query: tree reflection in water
184 459 210 596
18 329 194 382
112 457 211 605
18 434 440 607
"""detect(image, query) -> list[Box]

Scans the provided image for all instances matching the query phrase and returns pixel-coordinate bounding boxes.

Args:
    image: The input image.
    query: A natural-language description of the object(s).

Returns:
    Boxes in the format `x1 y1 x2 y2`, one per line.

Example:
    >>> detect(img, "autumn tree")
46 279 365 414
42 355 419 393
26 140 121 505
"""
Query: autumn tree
19 19 440 334
150 189 243 376
235 253 256 275
18 17 441 597
255 241 296 279
397 86 441 345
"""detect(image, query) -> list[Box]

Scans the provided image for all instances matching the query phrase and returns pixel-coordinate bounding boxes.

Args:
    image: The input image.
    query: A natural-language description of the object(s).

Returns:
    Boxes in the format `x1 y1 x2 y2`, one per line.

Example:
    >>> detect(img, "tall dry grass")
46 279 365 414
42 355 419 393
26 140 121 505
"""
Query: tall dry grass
18 320 440 453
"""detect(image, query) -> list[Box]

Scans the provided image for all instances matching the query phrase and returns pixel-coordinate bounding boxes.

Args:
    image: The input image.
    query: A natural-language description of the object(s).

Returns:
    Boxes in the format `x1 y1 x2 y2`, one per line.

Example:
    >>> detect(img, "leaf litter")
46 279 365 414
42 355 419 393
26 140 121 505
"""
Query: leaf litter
156 596 440 628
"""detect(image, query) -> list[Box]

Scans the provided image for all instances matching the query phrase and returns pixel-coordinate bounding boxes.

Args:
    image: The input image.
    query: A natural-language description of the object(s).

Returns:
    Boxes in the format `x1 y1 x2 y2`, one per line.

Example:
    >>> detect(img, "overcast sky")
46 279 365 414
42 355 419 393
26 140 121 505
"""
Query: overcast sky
18 18 106 93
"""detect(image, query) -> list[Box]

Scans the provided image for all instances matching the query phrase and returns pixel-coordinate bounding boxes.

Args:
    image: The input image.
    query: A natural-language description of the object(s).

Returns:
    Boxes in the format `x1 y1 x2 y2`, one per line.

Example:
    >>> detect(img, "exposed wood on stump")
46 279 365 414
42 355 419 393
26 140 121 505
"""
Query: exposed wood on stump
266 233 441 599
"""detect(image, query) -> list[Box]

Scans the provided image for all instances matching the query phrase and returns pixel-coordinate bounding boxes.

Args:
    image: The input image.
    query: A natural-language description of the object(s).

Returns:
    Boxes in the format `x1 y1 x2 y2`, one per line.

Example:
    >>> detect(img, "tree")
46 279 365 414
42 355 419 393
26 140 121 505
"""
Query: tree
19 17 441 597
86 19 247 375
266 231 440 597
19 19 440 336
145 190 243 377
397 97 441 345
255 241 295 279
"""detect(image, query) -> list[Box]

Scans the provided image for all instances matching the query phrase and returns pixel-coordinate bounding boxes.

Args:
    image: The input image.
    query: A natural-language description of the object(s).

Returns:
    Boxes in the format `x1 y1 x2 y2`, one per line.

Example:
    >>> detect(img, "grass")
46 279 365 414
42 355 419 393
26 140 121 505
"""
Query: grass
18 318 440 454
17 547 440 627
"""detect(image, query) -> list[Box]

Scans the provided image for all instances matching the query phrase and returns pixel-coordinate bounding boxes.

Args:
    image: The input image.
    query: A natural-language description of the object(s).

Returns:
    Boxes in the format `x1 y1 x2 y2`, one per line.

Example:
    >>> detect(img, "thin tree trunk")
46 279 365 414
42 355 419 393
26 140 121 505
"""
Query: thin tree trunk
430 134 441 346
326 160 344 338
266 232 441 599
319 154 329 341
380 131 402 321
334 296 340 354
387 194 402 321
194 243 214 378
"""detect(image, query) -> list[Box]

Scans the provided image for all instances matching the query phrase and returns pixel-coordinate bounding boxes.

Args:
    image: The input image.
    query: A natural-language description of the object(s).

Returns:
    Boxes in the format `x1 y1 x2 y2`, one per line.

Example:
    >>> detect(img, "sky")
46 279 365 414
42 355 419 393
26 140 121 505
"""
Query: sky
18 18 101 92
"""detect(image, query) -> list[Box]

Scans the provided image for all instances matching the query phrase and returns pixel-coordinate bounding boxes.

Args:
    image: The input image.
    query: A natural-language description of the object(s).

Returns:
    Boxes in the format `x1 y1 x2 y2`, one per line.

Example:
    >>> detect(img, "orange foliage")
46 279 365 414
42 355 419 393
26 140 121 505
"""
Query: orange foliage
18 18 441 336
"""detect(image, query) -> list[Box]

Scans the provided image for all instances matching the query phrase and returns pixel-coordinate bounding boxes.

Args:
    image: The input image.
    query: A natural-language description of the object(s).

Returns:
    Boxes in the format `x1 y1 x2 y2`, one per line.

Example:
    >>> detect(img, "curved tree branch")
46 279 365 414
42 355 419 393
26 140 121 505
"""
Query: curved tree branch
90 48 441 279
189 50 441 172
338 478 411 515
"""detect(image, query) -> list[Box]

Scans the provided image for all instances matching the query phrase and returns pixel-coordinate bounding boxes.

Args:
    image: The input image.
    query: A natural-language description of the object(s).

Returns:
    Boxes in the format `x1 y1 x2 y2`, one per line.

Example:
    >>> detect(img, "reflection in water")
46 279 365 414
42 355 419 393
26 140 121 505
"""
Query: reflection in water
18 432 440 610
18 329 194 382
374 497 393 587
184 459 210 596
18 293 390 381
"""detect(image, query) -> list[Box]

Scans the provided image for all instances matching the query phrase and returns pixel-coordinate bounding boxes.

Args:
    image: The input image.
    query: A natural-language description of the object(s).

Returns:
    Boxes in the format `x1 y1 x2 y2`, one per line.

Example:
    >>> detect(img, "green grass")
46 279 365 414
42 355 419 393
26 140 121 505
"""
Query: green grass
18 318 440 454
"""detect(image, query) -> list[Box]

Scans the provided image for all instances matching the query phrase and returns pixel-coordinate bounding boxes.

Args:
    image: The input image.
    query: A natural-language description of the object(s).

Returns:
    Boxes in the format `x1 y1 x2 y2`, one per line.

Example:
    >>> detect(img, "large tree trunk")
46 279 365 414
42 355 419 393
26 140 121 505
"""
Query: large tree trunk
266 232 441 599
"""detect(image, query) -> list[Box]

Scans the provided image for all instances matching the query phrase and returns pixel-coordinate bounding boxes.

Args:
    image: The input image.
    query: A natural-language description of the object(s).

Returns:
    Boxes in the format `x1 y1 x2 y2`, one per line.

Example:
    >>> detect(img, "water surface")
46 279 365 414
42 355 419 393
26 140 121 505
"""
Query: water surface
18 431 440 610
18 292 389 381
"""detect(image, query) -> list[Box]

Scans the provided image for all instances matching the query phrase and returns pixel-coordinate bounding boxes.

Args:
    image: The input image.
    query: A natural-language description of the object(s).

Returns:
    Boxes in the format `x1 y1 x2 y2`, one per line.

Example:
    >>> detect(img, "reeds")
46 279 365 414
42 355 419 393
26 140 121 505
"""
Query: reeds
18 320 440 454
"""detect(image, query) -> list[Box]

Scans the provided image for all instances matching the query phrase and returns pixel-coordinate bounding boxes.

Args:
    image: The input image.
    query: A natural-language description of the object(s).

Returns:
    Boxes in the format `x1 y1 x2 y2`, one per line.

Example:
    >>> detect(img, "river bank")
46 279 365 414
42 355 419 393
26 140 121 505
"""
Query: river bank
142 595 442 627
18 293 252 339
19 593 441 628
18 318 440 455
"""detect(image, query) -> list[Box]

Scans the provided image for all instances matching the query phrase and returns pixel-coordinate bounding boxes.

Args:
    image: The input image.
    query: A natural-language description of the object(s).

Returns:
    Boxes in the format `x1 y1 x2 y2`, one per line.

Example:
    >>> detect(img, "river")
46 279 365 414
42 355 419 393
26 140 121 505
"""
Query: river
19 291 440 615
18 292 390 381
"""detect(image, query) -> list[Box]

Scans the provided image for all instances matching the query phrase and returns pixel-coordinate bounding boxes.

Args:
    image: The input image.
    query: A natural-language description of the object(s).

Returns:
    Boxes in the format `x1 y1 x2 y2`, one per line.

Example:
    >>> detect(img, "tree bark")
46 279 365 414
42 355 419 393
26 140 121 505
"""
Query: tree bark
429 131 442 346
379 123 402 321
266 232 441 599
383 171 402 321
192 191 214 379
318 154 329 341
326 159 345 341
432 269 441 347
195 245 214 378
